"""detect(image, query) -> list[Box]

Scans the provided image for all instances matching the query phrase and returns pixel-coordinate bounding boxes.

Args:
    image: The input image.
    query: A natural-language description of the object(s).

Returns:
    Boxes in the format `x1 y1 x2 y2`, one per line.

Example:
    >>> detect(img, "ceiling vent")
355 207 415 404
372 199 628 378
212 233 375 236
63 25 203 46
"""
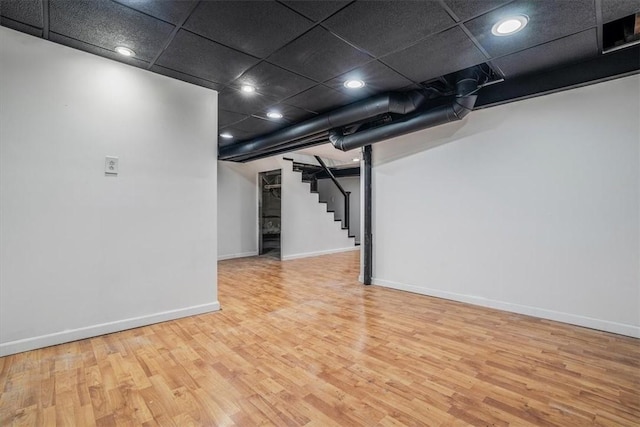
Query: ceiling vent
603 12 640 53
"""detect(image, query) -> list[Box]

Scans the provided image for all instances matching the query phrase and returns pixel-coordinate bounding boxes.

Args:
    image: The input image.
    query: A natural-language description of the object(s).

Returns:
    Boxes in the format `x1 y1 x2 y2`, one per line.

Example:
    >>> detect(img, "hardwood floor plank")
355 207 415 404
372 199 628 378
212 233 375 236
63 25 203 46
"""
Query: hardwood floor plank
0 250 638 425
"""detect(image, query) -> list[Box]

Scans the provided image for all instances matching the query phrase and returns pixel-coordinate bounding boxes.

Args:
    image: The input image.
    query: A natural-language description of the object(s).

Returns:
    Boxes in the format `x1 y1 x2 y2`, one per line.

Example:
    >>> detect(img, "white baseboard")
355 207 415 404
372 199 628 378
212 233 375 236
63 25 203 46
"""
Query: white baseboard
282 246 359 261
0 301 220 357
372 278 640 338
218 251 258 261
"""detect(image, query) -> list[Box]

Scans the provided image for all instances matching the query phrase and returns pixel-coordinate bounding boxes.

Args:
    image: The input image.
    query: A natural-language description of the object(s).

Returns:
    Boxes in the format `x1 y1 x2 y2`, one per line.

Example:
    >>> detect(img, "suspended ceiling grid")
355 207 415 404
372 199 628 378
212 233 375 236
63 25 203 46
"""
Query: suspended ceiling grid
1 0 638 146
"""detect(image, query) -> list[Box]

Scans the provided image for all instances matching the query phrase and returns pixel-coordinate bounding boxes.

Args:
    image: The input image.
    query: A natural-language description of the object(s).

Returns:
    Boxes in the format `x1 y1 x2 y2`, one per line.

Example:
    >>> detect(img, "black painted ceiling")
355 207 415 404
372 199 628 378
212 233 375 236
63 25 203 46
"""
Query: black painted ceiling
1 0 639 148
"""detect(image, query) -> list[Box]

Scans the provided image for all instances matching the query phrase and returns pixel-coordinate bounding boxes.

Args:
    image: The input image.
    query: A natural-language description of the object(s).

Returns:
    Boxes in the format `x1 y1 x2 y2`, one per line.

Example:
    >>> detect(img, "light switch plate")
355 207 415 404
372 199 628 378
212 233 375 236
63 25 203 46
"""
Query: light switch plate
105 156 119 175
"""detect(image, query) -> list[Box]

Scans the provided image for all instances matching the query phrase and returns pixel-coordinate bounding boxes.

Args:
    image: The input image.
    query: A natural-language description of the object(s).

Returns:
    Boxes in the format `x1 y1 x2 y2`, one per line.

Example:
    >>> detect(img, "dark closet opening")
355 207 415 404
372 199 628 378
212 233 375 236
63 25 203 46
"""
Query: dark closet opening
259 169 281 259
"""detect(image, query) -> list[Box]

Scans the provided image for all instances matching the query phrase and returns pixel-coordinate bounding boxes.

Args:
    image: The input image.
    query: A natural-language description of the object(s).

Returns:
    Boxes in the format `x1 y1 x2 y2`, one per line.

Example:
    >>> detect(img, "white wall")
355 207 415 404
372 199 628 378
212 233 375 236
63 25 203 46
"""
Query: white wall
317 176 361 243
281 162 355 260
0 28 219 356
217 157 280 260
218 157 356 260
372 74 640 337
217 161 260 260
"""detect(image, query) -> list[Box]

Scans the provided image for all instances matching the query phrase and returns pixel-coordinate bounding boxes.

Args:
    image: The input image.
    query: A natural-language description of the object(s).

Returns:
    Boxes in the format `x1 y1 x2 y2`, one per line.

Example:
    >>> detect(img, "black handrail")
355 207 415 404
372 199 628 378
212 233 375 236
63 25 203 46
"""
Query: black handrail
314 156 350 232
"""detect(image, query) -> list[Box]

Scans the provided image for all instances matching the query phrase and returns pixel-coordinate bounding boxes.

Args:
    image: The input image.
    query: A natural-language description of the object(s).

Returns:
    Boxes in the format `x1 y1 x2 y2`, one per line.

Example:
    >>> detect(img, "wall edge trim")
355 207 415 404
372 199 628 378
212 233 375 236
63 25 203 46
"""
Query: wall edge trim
372 278 640 338
0 301 221 357
282 246 359 261
218 251 259 261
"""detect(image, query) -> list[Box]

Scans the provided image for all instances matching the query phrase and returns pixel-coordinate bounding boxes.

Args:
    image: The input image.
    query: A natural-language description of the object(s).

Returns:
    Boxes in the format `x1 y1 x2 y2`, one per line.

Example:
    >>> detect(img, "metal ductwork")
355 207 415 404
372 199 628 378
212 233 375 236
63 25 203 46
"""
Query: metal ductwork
329 69 480 151
219 91 427 161
219 67 485 162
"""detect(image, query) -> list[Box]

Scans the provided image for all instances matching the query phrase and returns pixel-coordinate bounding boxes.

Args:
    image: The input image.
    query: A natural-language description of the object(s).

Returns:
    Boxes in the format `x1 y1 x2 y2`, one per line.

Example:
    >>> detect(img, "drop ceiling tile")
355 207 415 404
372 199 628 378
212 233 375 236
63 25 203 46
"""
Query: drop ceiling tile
465 0 596 58
323 1 455 57
218 126 254 145
218 87 279 116
443 0 512 21
234 62 316 101
0 0 42 28
222 117 286 141
234 116 287 135
381 26 486 83
219 110 250 128
156 30 259 85
184 1 313 58
281 1 350 22
267 27 372 82
256 103 317 123
283 84 358 114
1 17 42 37
49 0 175 62
49 32 150 69
113 0 197 24
325 61 414 97
149 65 224 91
492 29 599 78
601 0 639 22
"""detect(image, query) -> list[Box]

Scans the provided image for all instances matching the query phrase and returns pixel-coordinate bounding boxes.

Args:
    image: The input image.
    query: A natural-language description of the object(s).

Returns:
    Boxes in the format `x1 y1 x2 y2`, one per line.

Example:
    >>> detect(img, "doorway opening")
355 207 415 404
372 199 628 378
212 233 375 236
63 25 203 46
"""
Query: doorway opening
259 169 282 259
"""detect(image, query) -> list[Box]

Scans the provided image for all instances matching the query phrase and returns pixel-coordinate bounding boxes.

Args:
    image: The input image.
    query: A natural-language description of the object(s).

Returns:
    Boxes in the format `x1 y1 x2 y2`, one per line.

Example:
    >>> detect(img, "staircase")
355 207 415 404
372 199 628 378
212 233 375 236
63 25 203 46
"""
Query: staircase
291 160 359 246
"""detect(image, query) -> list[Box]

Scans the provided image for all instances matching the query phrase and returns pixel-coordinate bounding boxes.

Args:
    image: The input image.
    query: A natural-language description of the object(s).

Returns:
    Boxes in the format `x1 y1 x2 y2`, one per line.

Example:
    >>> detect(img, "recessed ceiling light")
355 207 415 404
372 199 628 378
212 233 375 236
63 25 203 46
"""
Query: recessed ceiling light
352 158 360 162
267 111 283 119
240 85 256 93
220 133 233 139
344 79 365 89
491 15 529 36
115 46 135 57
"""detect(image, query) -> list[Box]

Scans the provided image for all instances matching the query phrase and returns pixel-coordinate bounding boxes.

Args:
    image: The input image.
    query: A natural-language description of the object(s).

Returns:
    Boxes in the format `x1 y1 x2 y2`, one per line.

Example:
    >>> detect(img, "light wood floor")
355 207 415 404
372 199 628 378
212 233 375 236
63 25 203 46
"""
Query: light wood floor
1 250 639 426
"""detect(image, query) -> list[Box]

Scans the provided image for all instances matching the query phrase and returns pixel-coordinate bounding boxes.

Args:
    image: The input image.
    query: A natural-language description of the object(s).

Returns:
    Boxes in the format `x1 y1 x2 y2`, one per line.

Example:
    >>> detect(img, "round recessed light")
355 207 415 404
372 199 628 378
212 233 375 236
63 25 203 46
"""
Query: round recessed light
115 46 135 57
240 85 256 93
344 79 366 89
491 15 528 36
220 133 233 139
267 111 283 119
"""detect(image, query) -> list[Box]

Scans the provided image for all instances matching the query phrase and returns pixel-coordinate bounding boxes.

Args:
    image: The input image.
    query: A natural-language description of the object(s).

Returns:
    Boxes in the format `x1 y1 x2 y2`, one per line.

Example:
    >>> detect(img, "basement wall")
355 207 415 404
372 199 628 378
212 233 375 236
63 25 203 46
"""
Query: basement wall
218 158 357 261
0 27 219 356
280 158 356 260
371 74 640 337
217 160 263 260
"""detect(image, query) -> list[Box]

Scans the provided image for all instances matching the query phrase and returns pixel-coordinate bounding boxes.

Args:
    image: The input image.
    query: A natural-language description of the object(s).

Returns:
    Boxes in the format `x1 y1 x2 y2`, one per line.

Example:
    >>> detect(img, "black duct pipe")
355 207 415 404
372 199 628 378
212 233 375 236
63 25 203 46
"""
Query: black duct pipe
231 137 330 163
329 71 479 152
218 91 426 161
229 132 330 163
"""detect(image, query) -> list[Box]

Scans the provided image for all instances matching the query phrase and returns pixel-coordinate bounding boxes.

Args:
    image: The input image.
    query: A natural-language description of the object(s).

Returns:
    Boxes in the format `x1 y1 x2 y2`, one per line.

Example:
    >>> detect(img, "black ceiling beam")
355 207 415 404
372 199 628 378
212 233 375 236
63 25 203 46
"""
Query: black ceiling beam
297 166 360 179
291 162 360 179
476 44 640 108
319 166 360 179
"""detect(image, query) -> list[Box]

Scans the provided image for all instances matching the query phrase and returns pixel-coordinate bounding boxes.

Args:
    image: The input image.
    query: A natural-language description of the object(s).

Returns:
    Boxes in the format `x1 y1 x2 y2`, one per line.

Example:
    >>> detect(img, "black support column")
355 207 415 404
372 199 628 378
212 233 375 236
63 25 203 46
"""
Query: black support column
363 145 372 285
